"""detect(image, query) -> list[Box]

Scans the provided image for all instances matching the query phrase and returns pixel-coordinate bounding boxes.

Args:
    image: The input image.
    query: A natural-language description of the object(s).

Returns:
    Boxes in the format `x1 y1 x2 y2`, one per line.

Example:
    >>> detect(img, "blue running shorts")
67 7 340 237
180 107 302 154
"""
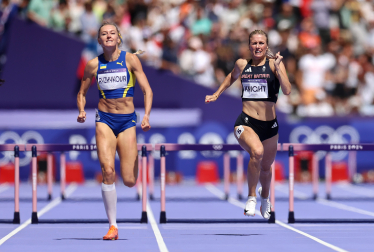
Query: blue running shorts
95 109 137 137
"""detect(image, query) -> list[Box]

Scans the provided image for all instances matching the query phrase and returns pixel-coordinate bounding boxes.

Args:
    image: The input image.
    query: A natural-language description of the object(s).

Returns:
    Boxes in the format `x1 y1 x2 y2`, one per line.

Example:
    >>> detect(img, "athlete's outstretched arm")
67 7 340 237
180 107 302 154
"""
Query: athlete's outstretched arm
273 52 291 95
77 59 97 123
128 53 153 132
205 59 247 103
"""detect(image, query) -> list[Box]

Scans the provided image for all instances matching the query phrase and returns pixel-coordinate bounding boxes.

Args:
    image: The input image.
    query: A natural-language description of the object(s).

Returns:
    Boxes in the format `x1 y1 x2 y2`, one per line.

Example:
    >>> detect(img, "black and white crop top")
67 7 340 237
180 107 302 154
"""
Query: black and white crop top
240 59 280 103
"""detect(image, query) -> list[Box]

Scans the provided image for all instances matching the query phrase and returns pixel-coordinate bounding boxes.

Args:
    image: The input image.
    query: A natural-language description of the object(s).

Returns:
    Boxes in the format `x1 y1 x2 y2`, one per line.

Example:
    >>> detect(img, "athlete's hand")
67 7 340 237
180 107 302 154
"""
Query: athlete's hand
205 94 218 104
141 115 151 132
274 52 283 70
77 111 86 123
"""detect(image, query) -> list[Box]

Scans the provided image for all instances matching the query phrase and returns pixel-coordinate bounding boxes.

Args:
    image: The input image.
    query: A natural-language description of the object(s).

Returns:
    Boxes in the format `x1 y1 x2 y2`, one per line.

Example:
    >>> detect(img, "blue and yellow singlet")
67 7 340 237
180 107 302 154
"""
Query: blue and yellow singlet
96 51 136 99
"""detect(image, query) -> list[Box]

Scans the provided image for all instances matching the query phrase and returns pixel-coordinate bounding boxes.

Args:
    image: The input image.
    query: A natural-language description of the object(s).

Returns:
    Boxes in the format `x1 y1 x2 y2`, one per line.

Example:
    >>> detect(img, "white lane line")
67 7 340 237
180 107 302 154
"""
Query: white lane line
275 184 309 199
205 184 262 215
275 184 374 217
0 184 77 246
336 184 374 198
275 221 348 252
0 184 9 194
316 199 374 217
146 202 169 252
205 183 349 252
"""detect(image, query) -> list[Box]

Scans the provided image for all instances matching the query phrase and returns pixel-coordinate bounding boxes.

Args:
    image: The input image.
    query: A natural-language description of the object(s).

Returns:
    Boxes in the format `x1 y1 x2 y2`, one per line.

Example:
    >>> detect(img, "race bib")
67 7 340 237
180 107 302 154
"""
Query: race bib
97 69 127 90
242 79 268 99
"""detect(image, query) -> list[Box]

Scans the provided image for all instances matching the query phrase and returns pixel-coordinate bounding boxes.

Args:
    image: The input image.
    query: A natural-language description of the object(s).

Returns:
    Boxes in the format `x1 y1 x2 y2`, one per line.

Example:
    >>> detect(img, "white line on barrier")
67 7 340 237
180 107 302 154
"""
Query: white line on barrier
0 184 77 246
275 184 374 217
146 202 169 252
0 184 9 194
205 183 349 252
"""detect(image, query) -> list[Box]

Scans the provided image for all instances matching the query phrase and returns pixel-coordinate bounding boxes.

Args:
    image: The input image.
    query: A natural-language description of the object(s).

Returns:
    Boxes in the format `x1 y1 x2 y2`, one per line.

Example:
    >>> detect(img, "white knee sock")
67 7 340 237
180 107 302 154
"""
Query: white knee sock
101 183 117 228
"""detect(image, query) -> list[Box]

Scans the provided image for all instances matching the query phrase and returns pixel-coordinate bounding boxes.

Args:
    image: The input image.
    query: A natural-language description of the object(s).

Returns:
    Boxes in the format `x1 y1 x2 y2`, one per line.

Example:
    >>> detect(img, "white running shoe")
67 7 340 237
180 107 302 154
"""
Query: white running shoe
244 196 256 216
258 187 271 220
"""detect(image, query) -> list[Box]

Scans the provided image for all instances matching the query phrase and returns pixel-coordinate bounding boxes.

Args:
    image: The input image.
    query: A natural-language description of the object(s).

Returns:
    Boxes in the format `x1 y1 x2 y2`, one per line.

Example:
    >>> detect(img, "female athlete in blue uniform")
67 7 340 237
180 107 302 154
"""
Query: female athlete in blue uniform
77 21 153 240
205 30 291 219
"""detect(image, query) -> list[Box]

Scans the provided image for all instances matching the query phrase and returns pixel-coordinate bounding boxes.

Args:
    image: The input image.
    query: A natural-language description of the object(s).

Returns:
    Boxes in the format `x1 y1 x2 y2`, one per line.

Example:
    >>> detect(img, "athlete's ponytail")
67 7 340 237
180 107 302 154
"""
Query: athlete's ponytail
133 50 145 55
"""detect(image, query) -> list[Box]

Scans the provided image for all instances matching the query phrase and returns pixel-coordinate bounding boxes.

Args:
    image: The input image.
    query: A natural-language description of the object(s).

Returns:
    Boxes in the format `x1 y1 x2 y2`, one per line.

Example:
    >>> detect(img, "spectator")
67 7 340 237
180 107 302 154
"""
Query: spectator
27 0 55 27
191 7 212 36
68 0 84 36
80 1 99 54
160 35 179 74
50 0 70 31
298 44 335 105
192 37 215 87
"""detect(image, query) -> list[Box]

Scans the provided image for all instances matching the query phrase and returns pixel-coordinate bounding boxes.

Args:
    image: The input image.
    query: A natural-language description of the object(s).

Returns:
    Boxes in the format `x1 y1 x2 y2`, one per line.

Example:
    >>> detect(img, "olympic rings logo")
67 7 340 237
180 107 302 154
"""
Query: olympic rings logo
212 144 223 150
0 131 44 166
289 125 360 161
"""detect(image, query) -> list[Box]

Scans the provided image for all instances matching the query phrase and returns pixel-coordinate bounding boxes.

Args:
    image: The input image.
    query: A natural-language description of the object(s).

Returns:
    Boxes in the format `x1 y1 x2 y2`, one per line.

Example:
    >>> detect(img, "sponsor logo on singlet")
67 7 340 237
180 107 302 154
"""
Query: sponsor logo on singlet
242 79 268 99
97 68 127 90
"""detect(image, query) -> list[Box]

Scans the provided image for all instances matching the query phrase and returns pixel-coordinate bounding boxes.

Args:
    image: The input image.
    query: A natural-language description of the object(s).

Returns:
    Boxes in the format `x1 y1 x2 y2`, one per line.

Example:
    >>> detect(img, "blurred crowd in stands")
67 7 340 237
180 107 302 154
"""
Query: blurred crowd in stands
1 0 374 117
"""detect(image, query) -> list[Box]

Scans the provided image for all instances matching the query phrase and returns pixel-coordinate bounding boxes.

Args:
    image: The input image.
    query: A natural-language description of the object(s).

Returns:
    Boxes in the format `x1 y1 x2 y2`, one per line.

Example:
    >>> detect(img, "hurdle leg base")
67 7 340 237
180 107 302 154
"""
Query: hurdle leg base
326 194 331 200
160 211 167 224
61 194 65 200
288 211 295 224
149 194 154 201
31 212 38 224
237 194 243 200
224 194 229 201
48 194 52 201
313 194 318 200
13 212 20 224
140 211 148 223
136 193 140 201
268 211 275 223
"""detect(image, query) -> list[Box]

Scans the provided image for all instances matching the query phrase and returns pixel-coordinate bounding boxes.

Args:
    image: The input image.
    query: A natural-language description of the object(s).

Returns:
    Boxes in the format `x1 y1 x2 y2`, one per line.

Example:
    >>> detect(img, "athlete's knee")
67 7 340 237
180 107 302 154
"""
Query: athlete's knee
122 175 136 188
250 147 264 161
102 164 115 177
260 167 271 175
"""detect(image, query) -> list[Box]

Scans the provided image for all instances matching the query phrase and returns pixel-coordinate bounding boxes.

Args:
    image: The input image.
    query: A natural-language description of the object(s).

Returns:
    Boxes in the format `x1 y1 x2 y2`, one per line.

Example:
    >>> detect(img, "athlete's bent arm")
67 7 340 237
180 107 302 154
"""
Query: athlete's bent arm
77 59 97 123
205 59 246 103
128 53 153 131
273 52 291 95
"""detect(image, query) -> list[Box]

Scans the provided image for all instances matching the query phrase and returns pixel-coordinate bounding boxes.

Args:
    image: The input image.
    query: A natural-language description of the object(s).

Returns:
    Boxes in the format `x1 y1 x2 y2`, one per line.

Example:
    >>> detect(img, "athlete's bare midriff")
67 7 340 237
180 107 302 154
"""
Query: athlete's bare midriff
242 100 276 121
98 97 135 114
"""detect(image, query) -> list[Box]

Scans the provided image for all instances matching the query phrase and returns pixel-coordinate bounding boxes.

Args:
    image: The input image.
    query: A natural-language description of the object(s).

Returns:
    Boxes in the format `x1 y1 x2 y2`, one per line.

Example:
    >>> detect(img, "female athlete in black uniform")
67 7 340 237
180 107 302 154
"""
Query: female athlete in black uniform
205 30 291 219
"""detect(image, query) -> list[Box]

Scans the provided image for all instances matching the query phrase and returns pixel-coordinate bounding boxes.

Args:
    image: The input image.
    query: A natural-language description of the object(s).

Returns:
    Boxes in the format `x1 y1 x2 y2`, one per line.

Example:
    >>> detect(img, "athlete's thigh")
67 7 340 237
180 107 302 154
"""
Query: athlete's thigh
96 122 117 168
234 125 263 154
116 126 138 176
261 134 279 169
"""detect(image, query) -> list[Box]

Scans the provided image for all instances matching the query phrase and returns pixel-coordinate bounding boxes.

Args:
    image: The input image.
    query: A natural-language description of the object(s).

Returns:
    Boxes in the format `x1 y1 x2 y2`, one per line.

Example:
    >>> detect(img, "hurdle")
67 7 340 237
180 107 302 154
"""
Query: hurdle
135 144 154 202
285 143 374 223
24 144 151 224
283 143 359 200
154 143 280 224
0 144 24 224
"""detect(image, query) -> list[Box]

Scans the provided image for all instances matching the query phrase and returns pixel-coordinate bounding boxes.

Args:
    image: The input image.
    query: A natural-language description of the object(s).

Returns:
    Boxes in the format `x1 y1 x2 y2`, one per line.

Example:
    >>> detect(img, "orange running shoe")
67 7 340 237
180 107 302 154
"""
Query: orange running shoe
103 225 118 240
